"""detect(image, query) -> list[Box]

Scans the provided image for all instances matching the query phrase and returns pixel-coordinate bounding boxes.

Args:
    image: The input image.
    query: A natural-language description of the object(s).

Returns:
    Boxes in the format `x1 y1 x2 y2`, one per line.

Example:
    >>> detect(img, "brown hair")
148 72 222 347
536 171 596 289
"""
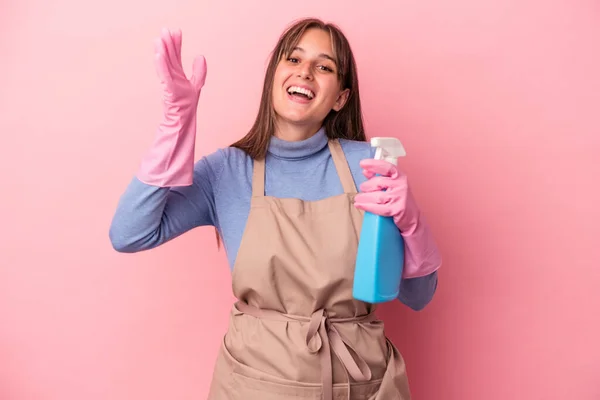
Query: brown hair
216 18 366 247
230 17 366 159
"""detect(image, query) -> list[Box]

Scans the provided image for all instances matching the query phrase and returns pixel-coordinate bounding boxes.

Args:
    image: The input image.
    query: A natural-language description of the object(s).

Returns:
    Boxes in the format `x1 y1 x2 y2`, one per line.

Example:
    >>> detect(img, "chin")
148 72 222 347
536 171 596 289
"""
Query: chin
273 105 306 122
277 111 318 126
280 112 309 123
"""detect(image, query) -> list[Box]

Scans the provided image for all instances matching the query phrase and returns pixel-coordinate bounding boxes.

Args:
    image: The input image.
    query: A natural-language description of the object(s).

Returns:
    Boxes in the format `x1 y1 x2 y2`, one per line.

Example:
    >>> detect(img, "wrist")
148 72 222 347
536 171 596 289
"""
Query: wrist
159 110 197 136
394 210 420 236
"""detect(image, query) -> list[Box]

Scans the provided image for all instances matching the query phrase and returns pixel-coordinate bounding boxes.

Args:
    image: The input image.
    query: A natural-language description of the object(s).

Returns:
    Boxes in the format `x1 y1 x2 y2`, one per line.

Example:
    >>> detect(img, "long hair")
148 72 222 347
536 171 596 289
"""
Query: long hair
216 18 366 247
230 17 366 159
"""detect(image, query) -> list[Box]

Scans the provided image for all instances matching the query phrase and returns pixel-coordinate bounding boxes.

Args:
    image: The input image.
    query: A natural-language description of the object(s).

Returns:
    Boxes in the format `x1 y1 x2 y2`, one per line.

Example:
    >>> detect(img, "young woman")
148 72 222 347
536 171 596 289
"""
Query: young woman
110 17 442 400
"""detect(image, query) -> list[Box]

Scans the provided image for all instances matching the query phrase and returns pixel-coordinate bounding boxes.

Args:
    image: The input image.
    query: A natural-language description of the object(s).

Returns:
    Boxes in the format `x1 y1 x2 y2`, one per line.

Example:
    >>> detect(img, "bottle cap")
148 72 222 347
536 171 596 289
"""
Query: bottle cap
371 137 406 165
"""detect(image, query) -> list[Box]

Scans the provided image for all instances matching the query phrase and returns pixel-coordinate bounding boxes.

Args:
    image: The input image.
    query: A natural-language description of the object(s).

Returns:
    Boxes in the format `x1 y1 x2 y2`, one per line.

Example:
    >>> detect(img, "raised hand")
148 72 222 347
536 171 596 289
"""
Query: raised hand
154 27 207 112
137 28 207 187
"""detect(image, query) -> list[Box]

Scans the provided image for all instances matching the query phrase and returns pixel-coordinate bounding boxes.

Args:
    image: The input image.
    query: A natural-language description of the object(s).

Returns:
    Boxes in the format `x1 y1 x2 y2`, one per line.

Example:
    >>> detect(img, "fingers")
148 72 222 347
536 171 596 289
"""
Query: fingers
359 159 399 178
191 55 207 90
156 28 205 86
354 191 390 205
353 193 394 217
170 28 183 67
153 41 172 86
360 175 393 193
354 203 393 216
160 28 184 78
361 168 376 179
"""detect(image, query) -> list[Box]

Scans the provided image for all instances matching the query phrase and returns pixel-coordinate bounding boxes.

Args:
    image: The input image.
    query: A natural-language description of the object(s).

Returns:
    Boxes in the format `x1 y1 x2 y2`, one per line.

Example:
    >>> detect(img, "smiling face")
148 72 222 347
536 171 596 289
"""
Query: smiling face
271 28 350 139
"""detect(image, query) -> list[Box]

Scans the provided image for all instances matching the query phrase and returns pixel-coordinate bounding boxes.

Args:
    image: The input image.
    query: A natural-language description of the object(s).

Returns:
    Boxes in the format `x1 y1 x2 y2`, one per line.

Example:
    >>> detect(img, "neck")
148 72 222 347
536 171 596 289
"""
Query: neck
268 126 328 160
273 119 323 142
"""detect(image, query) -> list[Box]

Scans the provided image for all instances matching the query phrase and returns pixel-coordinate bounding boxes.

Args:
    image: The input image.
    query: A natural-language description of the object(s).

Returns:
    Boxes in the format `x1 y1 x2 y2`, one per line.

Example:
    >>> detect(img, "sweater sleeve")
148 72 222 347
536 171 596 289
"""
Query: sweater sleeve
397 271 439 311
109 151 225 253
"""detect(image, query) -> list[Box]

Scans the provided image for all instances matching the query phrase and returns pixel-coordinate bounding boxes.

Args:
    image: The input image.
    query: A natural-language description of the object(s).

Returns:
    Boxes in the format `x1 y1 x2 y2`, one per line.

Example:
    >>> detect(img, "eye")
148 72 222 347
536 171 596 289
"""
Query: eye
287 57 299 63
318 65 334 72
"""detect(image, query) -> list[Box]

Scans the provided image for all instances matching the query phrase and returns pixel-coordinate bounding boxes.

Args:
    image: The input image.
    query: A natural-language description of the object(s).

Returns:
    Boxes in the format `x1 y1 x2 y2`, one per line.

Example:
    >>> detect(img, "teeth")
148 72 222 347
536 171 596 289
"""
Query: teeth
287 86 314 99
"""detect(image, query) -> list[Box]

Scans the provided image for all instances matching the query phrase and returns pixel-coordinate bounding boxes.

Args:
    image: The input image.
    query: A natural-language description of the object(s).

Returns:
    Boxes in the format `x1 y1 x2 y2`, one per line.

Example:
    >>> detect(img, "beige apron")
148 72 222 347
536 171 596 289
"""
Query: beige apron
207 139 411 400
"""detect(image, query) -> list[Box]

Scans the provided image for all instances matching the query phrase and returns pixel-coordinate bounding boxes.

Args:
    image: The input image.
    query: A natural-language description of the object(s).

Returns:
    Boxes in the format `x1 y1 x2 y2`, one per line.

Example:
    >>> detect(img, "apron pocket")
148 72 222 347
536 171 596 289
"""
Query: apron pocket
231 372 384 400
220 337 384 399
230 371 323 399
219 338 322 398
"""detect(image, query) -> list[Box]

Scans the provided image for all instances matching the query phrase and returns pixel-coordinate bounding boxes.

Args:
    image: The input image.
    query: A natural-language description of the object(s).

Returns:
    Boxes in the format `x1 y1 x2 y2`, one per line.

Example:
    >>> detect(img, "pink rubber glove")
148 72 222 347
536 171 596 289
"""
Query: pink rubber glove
137 28 207 187
353 159 442 279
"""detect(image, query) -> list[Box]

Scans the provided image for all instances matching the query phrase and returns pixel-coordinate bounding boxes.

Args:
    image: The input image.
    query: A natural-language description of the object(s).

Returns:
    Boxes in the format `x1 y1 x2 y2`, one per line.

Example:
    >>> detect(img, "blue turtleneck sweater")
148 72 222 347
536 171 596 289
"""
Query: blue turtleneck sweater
109 128 438 311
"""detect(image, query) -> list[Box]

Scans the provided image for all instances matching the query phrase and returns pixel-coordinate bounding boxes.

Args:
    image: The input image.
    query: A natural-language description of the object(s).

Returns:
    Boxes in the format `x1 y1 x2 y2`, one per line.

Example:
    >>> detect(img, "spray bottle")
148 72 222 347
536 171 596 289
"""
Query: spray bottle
353 137 407 303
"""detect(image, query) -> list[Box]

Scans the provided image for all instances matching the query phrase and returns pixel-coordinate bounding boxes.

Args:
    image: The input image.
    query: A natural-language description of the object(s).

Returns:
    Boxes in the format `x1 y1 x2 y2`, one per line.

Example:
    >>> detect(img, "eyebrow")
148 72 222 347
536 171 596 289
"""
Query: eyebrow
293 46 336 63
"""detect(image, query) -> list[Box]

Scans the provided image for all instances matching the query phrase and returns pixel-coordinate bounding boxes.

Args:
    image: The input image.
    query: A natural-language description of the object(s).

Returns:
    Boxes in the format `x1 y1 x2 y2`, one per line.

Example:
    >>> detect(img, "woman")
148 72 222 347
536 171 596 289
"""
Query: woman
110 17 442 400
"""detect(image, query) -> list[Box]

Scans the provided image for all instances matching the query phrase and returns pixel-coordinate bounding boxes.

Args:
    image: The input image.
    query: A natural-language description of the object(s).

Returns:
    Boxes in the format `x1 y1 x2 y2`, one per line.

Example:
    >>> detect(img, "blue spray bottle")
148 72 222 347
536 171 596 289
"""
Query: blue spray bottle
353 137 407 303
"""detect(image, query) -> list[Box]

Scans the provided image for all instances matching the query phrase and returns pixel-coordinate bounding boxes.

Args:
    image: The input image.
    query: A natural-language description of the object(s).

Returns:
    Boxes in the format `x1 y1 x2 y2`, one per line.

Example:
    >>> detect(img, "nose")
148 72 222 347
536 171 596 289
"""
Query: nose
297 63 313 80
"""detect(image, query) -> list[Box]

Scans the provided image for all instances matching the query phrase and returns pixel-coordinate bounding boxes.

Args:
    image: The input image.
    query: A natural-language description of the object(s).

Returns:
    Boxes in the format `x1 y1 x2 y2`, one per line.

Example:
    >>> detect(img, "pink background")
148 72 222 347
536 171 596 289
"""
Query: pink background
1 0 599 399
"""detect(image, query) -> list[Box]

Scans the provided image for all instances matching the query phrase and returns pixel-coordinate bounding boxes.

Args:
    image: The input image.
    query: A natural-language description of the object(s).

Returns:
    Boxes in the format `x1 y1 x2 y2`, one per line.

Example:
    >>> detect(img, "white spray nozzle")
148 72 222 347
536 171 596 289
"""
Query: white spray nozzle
371 137 406 166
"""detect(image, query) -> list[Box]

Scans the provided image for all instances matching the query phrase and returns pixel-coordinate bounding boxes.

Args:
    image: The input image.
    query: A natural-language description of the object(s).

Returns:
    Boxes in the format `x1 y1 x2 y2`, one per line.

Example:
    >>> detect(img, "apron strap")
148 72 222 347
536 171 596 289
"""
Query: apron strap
328 139 358 194
252 157 266 197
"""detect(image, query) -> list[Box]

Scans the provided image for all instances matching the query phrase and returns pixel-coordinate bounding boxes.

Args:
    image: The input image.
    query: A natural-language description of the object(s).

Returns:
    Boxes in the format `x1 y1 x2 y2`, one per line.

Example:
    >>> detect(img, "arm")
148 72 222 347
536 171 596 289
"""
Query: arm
109 156 222 252
397 272 438 311
109 27 212 252
396 212 442 310
354 159 443 311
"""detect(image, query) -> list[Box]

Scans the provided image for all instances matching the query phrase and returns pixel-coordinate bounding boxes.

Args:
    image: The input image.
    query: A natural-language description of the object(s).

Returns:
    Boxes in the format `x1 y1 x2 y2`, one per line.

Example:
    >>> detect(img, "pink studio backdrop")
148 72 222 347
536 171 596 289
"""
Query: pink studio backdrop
1 0 599 399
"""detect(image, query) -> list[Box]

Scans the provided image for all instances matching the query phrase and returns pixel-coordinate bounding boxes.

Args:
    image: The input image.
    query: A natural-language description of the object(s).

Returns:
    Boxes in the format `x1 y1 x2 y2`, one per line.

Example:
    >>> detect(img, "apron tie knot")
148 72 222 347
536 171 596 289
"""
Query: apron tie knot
305 308 374 400
234 302 376 400
306 309 325 353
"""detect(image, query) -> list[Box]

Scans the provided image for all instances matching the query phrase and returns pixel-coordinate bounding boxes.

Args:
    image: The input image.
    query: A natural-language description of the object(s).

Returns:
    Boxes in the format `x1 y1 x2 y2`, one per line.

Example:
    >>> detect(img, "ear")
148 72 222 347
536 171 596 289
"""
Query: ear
332 88 350 112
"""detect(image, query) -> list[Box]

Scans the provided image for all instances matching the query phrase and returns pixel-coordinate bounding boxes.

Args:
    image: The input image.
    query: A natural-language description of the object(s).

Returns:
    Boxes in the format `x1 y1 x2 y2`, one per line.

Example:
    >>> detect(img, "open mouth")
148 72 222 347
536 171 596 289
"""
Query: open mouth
286 85 315 101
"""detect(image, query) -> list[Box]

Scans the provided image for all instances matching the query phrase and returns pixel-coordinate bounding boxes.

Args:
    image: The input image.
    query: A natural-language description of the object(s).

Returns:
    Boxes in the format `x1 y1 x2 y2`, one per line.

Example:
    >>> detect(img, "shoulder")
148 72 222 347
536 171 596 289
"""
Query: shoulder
337 138 375 161
191 146 254 206
197 146 253 172
191 147 253 195
338 139 375 155
336 139 374 187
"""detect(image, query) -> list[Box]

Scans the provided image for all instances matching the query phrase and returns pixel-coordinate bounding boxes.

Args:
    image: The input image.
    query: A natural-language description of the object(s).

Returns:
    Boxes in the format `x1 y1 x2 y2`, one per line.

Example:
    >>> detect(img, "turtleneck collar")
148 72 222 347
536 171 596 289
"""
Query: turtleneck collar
267 127 328 160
